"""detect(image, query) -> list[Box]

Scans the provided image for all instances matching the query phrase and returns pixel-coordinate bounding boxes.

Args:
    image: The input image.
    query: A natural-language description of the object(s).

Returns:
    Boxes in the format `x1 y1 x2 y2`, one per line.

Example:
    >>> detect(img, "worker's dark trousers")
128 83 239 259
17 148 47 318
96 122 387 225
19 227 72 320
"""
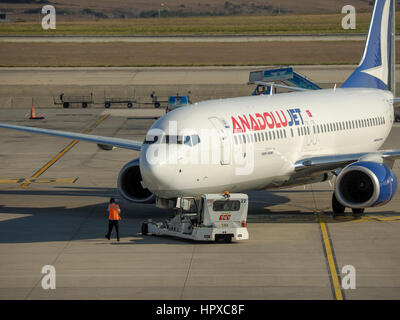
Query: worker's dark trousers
107 220 120 240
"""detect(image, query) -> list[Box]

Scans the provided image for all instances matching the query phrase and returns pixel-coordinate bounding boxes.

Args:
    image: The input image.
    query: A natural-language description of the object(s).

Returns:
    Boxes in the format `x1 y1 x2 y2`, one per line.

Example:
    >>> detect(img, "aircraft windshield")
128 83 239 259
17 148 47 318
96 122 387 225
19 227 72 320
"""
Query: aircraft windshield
213 200 241 212
144 134 200 146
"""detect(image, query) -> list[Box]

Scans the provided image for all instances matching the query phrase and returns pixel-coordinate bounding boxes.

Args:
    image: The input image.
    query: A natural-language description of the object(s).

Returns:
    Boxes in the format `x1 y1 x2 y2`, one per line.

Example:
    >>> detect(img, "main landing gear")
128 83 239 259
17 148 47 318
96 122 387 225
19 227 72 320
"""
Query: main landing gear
331 193 365 218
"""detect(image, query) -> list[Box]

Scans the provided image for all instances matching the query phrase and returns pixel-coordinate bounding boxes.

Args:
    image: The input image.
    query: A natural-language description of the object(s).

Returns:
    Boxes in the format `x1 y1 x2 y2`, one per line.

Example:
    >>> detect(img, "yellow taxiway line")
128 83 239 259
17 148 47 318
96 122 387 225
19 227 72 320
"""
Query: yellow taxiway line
20 113 110 188
319 219 344 300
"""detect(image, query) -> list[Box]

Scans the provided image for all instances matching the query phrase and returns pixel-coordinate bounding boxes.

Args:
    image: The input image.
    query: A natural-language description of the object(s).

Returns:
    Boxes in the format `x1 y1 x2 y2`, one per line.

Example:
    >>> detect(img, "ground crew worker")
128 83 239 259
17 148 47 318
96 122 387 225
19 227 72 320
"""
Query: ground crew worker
105 198 121 241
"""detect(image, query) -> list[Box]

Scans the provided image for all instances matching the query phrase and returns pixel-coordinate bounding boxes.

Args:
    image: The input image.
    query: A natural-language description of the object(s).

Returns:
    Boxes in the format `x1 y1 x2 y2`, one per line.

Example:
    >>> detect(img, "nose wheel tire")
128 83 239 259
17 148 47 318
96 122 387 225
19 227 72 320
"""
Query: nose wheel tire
224 236 233 243
332 193 345 216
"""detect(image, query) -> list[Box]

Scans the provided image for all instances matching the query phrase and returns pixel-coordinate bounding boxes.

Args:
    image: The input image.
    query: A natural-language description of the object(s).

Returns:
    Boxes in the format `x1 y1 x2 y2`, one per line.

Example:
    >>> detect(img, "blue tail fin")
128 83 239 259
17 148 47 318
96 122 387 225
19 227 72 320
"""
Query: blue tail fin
342 0 395 92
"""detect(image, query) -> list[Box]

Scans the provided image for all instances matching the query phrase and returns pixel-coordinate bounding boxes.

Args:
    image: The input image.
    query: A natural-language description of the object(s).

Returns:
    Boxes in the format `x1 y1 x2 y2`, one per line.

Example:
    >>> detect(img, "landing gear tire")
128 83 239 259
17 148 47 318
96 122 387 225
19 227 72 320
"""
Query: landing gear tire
63 102 69 108
82 102 88 108
224 236 233 243
141 223 148 235
332 193 345 216
352 208 365 217
127 102 133 108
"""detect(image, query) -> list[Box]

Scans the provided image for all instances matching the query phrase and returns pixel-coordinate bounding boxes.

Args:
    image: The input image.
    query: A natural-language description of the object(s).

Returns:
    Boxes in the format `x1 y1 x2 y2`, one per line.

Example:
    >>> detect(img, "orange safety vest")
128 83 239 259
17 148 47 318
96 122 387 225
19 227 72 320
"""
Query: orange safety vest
108 203 121 220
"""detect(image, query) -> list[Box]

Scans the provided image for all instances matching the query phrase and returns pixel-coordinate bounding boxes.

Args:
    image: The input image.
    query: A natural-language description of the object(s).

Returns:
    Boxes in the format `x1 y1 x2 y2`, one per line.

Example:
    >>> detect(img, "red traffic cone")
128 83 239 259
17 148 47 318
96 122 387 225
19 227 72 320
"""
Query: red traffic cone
29 106 44 120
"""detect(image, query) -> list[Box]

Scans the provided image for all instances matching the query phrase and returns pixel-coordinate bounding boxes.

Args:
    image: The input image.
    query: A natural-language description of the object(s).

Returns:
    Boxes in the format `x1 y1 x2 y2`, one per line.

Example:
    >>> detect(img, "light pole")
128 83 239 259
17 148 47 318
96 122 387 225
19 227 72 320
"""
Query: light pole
159 3 164 18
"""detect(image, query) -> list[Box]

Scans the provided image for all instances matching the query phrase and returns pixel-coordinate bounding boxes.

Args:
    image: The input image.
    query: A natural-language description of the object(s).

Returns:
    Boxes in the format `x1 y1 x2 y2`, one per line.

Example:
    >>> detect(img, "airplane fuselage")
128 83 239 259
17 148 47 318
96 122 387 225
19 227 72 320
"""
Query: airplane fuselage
140 88 394 199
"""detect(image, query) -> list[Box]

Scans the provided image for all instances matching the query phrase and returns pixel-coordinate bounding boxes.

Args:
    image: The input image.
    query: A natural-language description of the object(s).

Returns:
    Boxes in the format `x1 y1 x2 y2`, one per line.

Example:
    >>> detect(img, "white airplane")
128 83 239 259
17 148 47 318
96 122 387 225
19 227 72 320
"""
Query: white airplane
0 0 399 216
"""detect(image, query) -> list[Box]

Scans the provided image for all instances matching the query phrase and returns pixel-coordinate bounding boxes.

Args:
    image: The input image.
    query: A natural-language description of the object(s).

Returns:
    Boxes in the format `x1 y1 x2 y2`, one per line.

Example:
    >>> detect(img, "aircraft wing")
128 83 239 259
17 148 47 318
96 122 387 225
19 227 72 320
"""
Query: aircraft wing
0 123 142 151
294 150 400 173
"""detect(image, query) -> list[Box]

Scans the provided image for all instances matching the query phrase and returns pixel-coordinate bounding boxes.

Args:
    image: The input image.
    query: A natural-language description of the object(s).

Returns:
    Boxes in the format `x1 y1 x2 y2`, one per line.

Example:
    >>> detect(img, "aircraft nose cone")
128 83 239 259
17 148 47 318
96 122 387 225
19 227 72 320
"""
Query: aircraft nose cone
140 145 175 193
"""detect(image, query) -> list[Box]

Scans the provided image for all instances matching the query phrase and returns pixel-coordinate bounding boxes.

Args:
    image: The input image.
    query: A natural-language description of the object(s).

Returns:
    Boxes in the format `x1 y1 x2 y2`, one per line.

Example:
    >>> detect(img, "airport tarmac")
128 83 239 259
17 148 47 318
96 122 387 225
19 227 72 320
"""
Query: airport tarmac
0 108 400 300
4 65 400 109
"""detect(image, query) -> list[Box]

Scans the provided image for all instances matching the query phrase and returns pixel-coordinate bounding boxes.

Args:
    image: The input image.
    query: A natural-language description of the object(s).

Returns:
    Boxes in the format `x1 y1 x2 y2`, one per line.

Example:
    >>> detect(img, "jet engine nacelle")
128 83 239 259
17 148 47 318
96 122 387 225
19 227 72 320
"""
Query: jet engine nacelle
117 158 155 204
335 161 398 209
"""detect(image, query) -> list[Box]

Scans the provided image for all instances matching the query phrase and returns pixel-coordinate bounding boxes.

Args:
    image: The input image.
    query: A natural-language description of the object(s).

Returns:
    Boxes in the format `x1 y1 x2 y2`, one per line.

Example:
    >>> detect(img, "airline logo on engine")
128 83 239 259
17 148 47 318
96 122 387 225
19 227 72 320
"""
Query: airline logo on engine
231 108 307 133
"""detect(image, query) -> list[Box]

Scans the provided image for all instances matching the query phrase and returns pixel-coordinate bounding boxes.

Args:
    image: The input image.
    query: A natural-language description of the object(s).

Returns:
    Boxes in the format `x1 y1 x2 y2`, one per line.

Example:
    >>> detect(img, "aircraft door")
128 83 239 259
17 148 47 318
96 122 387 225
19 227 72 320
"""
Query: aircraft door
310 120 318 145
303 120 318 151
209 117 232 165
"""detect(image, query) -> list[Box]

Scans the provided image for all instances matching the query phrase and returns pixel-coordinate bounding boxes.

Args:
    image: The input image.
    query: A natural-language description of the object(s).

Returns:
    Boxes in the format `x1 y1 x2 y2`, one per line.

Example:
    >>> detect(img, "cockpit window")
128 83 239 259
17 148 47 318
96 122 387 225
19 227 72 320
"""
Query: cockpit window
162 135 201 147
163 135 183 144
191 135 200 146
184 136 191 146
144 134 201 146
143 135 160 145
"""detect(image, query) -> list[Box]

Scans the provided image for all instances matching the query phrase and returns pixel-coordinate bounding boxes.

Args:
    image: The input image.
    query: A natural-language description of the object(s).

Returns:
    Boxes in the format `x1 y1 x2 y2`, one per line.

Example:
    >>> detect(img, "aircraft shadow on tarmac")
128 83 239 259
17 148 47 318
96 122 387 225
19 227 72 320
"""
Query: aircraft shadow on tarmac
0 187 398 244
